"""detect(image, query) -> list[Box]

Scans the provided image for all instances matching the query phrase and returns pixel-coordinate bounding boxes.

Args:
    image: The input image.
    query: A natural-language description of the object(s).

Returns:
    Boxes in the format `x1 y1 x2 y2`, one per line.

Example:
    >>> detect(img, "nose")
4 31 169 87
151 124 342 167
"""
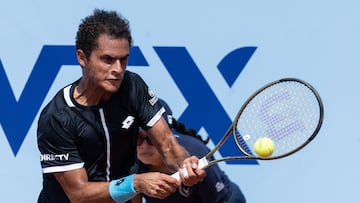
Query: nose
112 59 125 74
111 60 127 78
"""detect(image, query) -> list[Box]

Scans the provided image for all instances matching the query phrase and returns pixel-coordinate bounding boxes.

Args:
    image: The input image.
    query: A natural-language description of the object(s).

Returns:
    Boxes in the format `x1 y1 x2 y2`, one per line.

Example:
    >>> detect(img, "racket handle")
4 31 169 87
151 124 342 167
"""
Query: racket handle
171 157 209 181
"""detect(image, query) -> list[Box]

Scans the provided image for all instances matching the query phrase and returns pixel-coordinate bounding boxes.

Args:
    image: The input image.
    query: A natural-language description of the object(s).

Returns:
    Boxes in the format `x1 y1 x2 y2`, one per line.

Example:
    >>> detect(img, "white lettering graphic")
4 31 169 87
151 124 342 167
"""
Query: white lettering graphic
149 96 158 106
122 116 135 129
40 153 70 161
215 181 225 192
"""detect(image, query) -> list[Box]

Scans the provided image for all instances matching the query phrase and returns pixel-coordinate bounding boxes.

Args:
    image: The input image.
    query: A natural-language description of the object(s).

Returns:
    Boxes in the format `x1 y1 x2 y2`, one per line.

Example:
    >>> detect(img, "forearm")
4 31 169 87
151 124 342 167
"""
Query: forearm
54 169 136 203
160 135 190 172
55 172 114 203
70 182 114 203
73 176 137 203
68 177 137 203
147 118 190 172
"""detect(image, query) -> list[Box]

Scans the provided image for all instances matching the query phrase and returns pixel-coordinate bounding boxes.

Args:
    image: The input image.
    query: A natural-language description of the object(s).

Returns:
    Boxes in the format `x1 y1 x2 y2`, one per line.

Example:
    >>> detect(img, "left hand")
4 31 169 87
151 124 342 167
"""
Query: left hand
178 156 207 186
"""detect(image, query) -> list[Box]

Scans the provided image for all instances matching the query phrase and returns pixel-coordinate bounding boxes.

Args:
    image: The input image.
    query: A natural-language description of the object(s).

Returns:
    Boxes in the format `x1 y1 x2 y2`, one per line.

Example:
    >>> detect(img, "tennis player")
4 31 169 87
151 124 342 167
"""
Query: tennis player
36 9 205 203
134 99 246 203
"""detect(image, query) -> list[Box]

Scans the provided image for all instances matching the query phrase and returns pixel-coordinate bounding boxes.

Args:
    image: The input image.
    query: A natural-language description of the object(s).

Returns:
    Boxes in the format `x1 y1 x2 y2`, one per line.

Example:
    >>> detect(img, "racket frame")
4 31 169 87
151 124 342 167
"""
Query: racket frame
204 78 324 167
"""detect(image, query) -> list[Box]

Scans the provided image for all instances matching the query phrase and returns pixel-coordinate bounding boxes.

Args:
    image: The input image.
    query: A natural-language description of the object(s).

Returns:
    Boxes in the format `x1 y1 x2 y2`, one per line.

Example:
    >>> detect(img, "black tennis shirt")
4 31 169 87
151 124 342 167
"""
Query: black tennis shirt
37 71 164 202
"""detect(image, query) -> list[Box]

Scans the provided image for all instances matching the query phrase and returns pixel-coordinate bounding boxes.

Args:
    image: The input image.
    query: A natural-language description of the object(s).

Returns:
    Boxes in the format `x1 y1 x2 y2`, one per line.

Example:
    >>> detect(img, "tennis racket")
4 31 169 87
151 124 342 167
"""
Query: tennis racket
172 78 324 180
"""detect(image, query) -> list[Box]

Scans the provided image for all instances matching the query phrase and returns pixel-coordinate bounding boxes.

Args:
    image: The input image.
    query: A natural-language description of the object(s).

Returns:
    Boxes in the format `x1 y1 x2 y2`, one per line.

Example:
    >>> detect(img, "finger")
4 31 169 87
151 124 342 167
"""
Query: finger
159 183 178 199
194 168 206 181
181 163 198 185
186 161 197 178
185 156 199 170
161 180 178 194
181 168 189 179
156 190 167 199
153 186 171 199
190 157 198 169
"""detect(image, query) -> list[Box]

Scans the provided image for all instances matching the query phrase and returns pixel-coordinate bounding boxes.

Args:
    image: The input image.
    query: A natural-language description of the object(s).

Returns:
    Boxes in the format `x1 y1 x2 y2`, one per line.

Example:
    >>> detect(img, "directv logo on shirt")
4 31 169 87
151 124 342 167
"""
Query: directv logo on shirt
40 153 70 161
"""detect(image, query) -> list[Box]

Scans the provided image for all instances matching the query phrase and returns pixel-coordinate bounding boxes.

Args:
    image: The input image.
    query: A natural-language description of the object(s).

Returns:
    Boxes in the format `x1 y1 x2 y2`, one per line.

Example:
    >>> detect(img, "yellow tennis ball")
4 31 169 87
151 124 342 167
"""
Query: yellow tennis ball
254 137 275 158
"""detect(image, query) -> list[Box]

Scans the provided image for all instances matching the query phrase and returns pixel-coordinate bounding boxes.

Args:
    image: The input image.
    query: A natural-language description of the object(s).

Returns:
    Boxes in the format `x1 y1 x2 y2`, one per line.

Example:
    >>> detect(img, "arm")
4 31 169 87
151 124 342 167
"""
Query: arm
146 117 189 172
146 117 206 185
132 194 143 203
54 168 114 203
55 168 180 202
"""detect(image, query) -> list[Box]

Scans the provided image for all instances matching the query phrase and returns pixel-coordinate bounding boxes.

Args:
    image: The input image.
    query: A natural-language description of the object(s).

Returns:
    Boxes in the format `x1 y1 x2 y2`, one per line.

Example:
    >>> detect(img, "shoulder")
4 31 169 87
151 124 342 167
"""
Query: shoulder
40 81 79 116
38 83 79 134
123 70 146 85
116 71 152 100
40 89 68 119
111 71 162 127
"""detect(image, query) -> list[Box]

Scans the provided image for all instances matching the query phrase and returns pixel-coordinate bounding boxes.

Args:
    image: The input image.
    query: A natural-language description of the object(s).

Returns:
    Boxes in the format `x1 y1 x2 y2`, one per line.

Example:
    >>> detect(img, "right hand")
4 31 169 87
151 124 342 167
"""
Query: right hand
179 156 206 186
133 172 180 199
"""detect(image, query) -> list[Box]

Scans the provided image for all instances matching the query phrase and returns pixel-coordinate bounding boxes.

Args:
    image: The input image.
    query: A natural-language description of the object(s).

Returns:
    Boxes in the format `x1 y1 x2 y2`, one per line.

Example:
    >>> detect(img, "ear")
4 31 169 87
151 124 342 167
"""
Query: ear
76 49 87 68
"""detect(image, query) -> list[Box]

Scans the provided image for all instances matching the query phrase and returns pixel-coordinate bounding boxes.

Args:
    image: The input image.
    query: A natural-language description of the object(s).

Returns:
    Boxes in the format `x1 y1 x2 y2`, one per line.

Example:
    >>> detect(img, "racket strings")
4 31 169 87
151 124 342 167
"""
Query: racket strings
234 130 254 155
235 80 321 157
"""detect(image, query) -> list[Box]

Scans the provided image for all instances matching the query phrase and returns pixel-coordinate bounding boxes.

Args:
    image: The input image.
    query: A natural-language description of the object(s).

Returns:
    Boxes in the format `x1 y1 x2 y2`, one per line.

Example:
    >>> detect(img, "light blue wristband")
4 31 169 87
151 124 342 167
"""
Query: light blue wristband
109 174 138 203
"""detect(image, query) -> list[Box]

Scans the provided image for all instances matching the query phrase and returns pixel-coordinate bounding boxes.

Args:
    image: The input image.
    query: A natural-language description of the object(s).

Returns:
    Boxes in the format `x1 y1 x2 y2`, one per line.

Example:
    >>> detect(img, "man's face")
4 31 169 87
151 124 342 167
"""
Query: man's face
136 130 164 166
78 34 130 93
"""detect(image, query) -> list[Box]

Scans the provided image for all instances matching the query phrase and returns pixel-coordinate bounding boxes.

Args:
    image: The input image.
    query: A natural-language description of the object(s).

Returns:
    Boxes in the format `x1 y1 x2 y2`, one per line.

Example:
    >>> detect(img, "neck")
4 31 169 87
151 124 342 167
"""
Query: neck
74 79 110 106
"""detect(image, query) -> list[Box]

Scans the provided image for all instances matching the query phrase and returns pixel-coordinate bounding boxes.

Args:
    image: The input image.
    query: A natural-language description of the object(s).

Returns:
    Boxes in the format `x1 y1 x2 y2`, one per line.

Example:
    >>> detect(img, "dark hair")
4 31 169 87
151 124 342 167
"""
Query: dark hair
75 9 133 58
172 118 210 144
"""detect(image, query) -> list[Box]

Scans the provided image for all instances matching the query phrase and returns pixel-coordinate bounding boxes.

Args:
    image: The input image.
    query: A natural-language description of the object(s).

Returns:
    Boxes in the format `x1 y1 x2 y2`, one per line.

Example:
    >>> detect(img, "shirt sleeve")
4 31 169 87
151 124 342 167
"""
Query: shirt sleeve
126 71 163 129
37 111 84 173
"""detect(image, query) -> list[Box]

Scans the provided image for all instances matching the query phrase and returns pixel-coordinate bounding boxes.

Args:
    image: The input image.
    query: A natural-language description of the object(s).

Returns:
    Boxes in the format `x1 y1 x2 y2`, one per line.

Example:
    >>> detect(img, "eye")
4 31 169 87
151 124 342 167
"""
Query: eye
119 56 128 66
103 56 114 64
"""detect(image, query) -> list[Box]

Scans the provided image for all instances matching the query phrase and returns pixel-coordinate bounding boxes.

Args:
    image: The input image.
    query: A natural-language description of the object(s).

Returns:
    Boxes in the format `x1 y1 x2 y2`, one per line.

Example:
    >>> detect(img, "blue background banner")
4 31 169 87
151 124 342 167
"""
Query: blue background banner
1 1 358 202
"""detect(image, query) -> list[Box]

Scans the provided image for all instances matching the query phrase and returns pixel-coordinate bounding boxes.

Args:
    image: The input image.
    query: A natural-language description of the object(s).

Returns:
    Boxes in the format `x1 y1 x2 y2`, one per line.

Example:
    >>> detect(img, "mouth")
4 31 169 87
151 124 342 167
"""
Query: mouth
108 78 120 82
107 78 121 86
139 150 154 157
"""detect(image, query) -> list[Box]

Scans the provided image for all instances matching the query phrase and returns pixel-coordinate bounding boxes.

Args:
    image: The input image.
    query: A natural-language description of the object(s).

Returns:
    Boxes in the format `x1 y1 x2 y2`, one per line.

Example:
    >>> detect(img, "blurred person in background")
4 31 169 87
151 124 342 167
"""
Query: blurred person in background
133 99 246 203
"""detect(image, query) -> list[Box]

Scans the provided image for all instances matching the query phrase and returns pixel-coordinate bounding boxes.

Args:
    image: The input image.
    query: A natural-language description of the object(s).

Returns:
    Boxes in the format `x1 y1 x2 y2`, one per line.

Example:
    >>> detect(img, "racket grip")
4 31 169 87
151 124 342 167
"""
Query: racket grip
171 157 209 181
